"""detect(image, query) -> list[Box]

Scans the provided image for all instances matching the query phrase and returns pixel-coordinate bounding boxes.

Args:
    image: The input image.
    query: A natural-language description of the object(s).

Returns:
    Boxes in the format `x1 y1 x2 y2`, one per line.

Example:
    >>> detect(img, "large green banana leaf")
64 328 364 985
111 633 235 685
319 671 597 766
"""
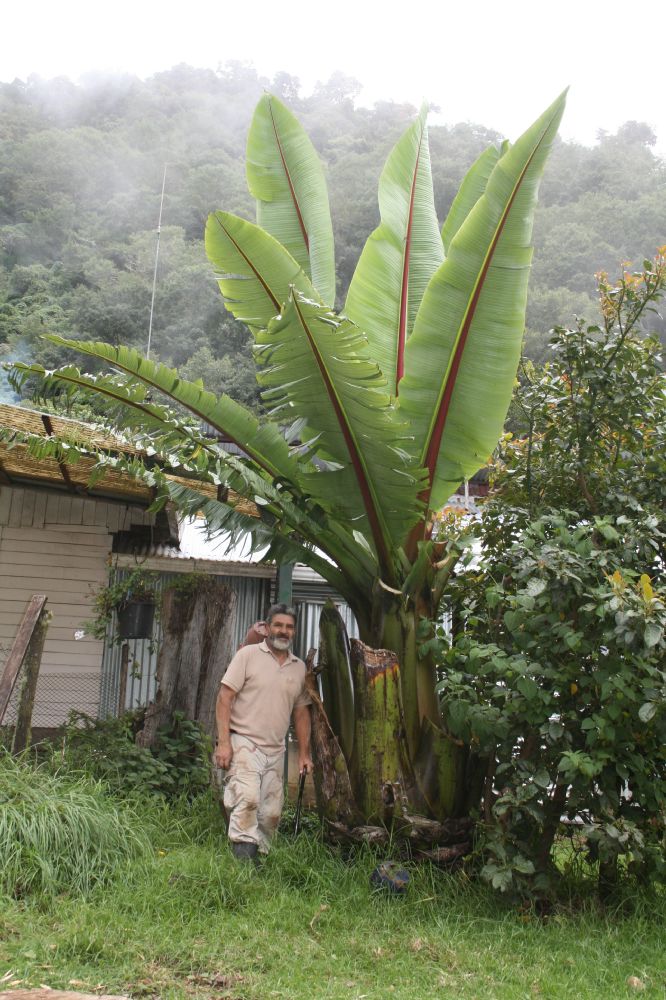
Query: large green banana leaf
205 211 317 331
344 106 443 394
398 91 567 518
440 144 503 254
246 94 336 306
33 338 302 483
255 291 424 579
10 355 378 595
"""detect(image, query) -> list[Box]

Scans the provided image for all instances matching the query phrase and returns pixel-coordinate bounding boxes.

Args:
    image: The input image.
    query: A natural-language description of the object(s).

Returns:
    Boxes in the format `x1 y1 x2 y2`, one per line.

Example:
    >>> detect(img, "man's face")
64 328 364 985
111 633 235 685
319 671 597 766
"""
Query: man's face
267 613 295 652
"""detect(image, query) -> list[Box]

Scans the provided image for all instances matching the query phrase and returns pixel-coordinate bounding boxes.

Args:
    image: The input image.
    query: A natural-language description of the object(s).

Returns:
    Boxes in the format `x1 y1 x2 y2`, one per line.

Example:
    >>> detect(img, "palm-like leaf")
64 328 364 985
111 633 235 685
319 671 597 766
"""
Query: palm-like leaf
440 144 503 253
205 211 317 331
9 360 378 605
255 291 424 579
33 338 301 482
399 91 567 520
344 106 443 394
246 94 336 305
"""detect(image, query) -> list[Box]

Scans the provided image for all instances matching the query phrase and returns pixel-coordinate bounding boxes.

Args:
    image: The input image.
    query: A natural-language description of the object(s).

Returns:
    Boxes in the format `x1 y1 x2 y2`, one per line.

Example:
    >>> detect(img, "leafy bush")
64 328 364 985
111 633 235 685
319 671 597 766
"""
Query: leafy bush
58 710 211 800
441 511 666 895
0 750 152 897
438 253 666 897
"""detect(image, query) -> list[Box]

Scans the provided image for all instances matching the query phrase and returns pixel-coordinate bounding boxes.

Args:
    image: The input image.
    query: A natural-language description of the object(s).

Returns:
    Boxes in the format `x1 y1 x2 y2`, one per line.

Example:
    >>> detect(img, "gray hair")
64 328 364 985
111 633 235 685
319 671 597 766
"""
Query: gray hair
265 603 297 624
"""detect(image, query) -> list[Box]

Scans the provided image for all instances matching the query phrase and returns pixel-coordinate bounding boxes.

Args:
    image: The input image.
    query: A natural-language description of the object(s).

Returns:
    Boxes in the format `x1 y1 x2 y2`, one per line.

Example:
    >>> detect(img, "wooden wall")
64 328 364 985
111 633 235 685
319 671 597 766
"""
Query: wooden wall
0 485 153 727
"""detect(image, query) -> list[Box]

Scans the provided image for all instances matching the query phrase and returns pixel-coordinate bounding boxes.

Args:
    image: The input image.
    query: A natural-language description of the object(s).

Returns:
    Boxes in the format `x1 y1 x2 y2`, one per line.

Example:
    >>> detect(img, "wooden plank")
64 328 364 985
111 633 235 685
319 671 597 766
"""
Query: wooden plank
32 490 47 528
0 634 101 652
0 614 90 634
0 486 12 525
0 549 109 571
94 501 109 526
0 601 93 617
45 493 61 523
82 497 97 524
0 594 48 723
2 524 111 545
20 489 36 527
36 664 102 677
8 489 23 527
12 606 50 753
0 536 110 557
70 496 84 525
31 650 102 668
0 563 108 581
106 504 121 532
0 579 102 596
57 494 73 524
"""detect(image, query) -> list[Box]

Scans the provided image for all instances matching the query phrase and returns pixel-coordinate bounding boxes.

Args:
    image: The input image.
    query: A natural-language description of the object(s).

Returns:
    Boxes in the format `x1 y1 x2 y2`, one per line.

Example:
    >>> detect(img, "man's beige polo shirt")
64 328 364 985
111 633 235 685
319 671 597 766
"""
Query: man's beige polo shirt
222 641 311 753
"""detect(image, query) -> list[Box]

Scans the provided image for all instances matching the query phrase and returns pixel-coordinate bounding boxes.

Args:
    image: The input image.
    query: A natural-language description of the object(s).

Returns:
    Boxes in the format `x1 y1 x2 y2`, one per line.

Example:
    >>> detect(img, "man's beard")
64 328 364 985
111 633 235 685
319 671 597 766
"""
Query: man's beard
269 635 291 651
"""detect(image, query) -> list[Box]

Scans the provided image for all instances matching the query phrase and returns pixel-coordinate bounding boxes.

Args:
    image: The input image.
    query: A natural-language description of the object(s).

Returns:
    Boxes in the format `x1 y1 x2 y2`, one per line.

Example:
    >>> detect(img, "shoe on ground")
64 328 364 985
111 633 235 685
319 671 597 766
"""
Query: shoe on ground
231 841 259 862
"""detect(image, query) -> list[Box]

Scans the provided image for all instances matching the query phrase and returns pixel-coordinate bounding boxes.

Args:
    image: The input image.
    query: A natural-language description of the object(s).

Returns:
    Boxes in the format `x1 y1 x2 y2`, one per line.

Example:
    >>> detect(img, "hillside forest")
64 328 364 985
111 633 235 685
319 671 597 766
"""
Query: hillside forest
1 63 665 410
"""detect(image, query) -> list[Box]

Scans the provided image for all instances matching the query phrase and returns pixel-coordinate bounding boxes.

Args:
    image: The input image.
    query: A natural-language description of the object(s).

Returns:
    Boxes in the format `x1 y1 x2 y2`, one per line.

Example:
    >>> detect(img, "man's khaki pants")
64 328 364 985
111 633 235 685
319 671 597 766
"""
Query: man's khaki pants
223 733 285 854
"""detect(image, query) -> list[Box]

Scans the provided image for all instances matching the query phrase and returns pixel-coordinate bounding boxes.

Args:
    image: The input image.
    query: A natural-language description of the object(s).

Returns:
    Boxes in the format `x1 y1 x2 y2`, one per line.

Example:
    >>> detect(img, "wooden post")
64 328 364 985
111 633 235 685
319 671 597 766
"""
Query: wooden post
11 606 51 754
117 642 130 716
0 595 48 725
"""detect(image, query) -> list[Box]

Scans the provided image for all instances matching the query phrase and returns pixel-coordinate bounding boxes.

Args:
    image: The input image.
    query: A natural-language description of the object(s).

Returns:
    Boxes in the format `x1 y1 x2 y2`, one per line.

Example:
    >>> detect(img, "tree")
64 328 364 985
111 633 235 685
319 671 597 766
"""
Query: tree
441 252 666 893
10 91 566 838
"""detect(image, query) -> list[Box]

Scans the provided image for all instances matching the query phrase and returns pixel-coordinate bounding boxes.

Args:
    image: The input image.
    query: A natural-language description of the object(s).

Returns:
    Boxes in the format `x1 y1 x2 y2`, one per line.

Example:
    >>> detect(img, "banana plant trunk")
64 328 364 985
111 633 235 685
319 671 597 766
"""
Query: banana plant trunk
310 602 481 849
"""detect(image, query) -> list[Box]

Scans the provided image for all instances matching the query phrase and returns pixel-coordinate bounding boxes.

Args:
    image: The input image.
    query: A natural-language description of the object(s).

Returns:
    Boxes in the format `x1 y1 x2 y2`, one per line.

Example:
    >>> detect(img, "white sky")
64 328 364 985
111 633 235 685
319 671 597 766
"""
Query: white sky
4 0 665 154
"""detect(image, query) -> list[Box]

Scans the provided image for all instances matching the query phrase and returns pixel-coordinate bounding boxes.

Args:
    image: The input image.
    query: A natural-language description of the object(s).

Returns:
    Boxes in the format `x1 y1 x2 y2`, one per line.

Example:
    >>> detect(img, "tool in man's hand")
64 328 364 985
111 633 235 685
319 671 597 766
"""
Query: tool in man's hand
293 768 307 836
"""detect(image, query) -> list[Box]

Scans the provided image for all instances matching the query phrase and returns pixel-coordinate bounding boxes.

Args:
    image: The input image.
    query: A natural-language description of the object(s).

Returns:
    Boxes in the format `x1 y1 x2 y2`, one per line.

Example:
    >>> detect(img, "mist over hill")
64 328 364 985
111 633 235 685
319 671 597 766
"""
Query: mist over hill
1 63 664 408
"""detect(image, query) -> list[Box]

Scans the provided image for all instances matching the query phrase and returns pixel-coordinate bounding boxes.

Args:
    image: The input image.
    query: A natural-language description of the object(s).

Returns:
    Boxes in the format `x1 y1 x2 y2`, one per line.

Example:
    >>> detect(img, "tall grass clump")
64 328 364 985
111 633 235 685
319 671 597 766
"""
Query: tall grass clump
0 750 153 898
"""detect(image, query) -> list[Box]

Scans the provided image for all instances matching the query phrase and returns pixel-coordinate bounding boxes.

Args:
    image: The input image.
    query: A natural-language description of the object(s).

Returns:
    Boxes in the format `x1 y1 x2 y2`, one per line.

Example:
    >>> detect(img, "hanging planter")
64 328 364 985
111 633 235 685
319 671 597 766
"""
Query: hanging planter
116 598 155 640
85 568 158 643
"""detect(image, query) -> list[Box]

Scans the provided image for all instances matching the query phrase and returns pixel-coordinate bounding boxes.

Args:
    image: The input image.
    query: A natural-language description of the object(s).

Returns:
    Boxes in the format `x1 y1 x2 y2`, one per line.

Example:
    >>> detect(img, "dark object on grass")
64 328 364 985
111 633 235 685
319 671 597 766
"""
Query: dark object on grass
370 861 410 894
293 768 306 836
231 841 258 862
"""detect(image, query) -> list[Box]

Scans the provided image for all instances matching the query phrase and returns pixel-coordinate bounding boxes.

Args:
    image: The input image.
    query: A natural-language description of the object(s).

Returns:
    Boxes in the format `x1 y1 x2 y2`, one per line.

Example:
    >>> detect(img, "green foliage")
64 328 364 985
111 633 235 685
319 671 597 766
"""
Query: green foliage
151 711 212 798
6 86 565 827
85 567 157 640
2 809 666 997
2 68 664 407
59 710 211 800
439 254 666 896
0 749 151 898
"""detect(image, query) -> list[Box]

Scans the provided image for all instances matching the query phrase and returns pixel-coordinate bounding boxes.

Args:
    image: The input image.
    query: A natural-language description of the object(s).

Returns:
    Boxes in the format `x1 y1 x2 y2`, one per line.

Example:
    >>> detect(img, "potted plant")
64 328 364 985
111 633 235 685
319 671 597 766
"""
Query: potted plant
86 568 157 641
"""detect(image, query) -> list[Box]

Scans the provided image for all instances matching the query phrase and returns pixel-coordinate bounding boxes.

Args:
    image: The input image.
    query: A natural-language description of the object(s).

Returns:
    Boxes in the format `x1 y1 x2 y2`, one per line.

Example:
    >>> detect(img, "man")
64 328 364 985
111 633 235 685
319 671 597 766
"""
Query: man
214 603 313 861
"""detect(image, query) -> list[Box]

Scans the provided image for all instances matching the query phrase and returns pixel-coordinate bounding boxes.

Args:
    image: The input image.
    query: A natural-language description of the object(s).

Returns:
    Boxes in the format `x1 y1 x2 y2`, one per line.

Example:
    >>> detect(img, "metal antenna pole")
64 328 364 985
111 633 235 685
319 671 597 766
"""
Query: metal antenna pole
146 164 167 359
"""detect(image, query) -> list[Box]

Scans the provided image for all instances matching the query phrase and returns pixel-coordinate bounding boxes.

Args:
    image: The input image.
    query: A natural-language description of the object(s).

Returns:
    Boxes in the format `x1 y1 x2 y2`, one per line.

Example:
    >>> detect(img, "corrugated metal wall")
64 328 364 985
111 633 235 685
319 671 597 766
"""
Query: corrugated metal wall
99 570 271 717
294 600 358 662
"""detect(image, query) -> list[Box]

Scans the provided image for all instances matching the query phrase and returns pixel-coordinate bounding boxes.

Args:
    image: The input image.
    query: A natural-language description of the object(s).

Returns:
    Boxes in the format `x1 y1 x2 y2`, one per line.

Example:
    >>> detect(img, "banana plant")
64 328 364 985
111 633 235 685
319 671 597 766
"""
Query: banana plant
10 90 566 831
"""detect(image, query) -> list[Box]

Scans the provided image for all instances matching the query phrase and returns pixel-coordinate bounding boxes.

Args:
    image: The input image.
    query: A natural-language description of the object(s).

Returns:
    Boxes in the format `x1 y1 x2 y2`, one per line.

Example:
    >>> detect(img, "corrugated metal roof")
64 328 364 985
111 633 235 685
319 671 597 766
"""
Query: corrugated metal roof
113 517 277 579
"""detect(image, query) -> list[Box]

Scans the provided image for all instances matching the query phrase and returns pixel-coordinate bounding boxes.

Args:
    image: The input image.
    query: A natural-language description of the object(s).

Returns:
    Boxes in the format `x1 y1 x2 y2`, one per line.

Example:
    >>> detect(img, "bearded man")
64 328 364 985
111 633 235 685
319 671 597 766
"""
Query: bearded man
214 603 313 860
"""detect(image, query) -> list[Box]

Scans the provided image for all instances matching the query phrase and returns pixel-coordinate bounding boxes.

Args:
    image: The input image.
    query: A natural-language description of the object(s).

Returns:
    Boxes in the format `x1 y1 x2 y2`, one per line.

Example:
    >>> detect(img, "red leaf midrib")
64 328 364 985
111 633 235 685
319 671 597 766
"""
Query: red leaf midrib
292 296 391 576
422 127 552 501
268 100 310 253
395 128 424 395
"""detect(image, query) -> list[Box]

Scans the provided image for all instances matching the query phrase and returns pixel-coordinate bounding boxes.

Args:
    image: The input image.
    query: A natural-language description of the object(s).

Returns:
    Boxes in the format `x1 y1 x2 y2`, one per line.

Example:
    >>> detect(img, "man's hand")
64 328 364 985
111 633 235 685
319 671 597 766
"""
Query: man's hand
298 754 314 775
214 740 233 770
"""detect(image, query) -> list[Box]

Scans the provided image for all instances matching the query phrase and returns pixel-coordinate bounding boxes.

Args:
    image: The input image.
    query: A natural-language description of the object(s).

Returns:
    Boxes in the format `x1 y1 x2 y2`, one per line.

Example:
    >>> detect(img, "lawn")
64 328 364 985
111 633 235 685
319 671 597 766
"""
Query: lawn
1 793 664 1000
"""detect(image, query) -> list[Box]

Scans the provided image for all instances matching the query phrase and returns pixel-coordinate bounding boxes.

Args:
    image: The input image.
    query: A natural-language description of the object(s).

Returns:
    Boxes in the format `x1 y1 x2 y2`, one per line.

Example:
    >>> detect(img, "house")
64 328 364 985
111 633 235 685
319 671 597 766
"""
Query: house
0 402 353 733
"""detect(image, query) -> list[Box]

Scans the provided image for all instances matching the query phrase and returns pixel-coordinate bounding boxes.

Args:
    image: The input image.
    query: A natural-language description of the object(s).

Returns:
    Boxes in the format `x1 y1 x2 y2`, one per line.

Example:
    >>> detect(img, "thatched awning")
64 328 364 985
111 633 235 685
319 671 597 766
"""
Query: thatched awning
0 403 258 517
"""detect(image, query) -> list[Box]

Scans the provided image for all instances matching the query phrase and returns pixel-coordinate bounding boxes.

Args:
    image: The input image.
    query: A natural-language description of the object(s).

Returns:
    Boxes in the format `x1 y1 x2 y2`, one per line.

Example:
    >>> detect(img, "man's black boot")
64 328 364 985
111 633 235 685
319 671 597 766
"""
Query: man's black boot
231 841 259 862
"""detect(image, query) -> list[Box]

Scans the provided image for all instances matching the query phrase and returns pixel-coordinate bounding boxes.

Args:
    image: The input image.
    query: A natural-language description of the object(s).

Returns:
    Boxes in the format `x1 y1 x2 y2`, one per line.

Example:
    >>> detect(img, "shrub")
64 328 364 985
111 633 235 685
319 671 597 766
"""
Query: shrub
58 710 211 800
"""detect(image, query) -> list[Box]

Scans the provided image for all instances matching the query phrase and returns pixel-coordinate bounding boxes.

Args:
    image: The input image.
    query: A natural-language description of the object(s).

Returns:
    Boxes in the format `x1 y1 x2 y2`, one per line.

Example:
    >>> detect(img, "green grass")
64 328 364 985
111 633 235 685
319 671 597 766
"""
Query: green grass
0 750 153 897
1 790 664 999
